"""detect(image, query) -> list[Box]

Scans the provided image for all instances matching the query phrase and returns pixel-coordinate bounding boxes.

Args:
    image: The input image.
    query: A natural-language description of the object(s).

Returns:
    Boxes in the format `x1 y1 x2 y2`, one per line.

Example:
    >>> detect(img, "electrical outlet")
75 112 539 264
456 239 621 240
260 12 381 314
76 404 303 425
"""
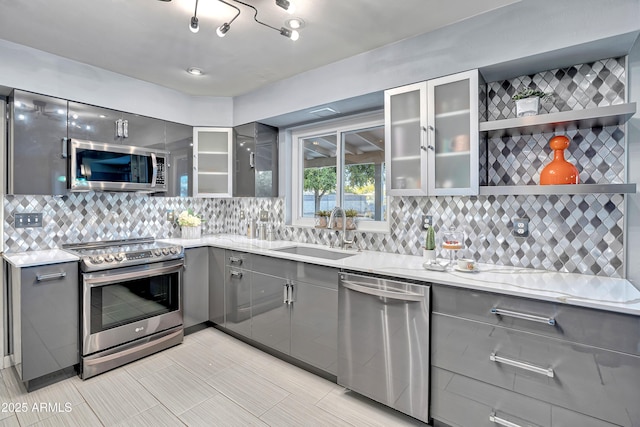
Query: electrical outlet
15 213 43 228
239 210 245 220
513 218 529 237
423 215 433 229
259 210 269 222
166 210 175 222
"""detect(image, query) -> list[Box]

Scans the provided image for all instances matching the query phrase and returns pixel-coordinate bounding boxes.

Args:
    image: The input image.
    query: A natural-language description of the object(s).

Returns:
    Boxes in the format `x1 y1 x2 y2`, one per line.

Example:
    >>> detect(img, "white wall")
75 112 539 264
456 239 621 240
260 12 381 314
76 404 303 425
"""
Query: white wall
627 36 640 286
233 0 640 125
0 39 233 126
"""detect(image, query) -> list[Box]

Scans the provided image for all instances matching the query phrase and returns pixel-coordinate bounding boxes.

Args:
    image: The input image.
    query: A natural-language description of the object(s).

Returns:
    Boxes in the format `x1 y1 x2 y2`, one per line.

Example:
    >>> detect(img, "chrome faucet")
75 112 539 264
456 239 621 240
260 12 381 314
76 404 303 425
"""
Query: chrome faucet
328 206 354 250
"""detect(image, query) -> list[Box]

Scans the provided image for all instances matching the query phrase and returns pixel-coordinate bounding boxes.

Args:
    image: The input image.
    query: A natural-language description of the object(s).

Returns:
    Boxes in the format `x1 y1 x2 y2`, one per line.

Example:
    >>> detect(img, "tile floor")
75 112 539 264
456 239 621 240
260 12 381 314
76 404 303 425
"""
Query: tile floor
0 328 427 426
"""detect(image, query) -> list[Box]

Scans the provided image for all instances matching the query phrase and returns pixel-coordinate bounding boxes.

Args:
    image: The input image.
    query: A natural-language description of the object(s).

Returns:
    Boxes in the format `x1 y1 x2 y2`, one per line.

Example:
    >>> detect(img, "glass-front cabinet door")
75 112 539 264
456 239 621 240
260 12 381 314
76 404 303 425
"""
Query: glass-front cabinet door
193 127 233 197
427 70 479 196
384 82 428 196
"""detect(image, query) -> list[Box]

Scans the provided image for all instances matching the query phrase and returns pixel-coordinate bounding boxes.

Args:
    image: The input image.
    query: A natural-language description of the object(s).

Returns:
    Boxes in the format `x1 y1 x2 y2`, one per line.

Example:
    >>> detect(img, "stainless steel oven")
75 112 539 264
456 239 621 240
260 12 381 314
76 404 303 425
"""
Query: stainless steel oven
63 238 184 379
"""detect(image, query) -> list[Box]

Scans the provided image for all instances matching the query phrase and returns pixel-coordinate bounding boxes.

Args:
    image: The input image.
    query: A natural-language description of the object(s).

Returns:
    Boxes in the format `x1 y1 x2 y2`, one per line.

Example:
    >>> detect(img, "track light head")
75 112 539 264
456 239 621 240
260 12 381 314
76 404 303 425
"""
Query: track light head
216 23 230 37
276 0 295 14
189 16 199 33
279 27 299 41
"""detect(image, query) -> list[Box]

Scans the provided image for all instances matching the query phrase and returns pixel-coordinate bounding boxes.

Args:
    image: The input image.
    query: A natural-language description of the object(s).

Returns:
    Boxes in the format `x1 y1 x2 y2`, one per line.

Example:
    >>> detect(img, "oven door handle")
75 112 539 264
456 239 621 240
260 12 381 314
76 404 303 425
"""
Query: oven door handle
84 263 183 287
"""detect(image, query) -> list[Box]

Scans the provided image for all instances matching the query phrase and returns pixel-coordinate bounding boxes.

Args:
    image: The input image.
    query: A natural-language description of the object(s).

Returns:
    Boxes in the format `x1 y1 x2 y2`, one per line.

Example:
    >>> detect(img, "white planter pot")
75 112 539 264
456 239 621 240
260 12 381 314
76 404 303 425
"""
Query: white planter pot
181 226 201 239
515 97 540 117
423 249 436 262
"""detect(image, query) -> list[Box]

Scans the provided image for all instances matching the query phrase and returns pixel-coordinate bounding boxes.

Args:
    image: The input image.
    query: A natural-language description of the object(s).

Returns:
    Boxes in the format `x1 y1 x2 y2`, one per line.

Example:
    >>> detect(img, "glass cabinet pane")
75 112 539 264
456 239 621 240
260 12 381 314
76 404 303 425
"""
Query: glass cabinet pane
387 87 423 192
432 79 471 189
194 128 232 197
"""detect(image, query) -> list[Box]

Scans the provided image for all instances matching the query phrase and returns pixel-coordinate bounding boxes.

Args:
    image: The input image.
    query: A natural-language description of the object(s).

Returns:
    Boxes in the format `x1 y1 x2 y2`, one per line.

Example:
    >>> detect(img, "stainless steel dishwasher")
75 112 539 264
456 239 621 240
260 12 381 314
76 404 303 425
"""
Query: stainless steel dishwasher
338 272 430 423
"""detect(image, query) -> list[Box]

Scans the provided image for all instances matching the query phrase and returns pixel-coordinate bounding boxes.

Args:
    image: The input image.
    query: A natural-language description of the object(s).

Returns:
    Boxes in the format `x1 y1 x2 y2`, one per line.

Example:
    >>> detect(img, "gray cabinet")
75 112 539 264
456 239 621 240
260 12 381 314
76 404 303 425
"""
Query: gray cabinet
233 122 278 197
219 251 338 375
11 262 79 387
67 102 165 149
431 284 640 427
9 90 68 195
290 264 338 374
165 121 194 197
224 251 252 337
208 247 225 325
183 248 209 328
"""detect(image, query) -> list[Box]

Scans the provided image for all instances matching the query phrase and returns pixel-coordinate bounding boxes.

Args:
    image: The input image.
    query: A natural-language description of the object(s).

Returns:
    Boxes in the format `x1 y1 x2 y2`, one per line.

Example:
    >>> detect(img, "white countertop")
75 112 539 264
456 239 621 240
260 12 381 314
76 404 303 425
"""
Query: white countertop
4 235 640 315
3 249 79 268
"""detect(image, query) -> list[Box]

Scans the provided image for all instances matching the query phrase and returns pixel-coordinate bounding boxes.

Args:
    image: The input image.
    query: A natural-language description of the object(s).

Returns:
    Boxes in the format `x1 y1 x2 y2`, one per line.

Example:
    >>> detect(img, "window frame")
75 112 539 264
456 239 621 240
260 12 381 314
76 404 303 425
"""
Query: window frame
289 111 388 233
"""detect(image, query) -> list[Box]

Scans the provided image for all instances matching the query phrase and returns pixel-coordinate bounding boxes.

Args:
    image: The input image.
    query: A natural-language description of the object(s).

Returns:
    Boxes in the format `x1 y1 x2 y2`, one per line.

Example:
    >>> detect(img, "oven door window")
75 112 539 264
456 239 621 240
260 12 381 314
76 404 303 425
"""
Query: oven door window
74 148 153 184
90 271 179 333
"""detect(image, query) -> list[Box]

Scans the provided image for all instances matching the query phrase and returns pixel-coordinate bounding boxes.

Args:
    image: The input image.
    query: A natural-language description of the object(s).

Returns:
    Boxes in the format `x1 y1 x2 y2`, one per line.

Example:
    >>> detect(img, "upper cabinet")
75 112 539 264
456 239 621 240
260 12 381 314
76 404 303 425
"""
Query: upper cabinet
385 70 480 196
193 127 233 197
233 122 279 197
165 121 194 197
9 90 68 195
67 102 165 149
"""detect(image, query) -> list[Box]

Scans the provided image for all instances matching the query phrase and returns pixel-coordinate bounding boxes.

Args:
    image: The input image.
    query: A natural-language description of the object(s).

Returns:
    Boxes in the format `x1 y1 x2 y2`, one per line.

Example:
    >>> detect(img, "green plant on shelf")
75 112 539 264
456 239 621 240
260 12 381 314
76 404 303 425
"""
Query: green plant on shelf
512 87 553 101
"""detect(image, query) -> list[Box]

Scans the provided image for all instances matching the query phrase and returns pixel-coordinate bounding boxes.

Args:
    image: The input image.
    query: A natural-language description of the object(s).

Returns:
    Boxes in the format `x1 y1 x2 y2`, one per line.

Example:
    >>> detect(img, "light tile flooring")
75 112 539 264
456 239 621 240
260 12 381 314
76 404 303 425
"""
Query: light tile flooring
0 328 427 426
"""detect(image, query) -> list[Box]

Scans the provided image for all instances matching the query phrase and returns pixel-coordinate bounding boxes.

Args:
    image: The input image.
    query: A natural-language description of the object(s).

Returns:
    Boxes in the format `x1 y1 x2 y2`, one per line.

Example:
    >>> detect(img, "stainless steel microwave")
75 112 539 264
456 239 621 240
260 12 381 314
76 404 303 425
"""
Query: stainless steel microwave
69 139 167 192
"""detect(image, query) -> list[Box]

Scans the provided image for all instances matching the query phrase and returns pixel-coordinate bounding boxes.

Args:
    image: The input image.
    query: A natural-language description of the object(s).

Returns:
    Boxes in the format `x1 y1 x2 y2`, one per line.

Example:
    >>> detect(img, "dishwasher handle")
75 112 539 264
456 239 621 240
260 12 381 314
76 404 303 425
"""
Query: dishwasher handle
341 279 424 302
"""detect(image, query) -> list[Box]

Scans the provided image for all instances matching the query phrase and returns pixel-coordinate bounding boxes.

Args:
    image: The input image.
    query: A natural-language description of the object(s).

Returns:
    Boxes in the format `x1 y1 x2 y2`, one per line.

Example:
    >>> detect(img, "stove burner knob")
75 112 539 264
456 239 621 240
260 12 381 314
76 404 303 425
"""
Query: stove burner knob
162 248 170 255
170 246 178 254
153 249 163 257
104 254 114 263
92 255 104 264
114 253 125 262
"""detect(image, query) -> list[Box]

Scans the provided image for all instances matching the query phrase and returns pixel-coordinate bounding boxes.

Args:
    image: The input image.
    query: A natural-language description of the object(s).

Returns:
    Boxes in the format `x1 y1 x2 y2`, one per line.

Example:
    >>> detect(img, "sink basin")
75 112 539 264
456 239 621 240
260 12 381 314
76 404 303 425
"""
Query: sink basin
272 246 356 260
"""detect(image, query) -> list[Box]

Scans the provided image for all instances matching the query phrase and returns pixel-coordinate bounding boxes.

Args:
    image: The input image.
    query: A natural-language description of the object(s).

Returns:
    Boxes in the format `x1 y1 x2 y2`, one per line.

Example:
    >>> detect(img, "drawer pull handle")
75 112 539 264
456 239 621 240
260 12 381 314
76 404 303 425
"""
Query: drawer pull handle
230 271 243 279
489 412 533 427
490 308 556 326
229 256 243 264
36 272 67 282
490 352 554 378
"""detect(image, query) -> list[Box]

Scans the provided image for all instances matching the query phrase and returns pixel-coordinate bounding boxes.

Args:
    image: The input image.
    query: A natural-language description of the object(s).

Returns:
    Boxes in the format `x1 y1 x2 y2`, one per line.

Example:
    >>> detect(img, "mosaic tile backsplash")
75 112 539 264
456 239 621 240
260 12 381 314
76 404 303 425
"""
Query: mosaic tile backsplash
3 192 625 278
2 57 628 278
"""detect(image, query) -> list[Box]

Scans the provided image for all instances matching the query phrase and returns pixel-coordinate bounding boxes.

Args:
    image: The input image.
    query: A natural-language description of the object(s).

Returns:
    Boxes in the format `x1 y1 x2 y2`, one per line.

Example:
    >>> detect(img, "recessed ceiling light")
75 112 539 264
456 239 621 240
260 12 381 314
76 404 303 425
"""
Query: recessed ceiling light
187 67 204 76
99 114 107 118
285 18 305 29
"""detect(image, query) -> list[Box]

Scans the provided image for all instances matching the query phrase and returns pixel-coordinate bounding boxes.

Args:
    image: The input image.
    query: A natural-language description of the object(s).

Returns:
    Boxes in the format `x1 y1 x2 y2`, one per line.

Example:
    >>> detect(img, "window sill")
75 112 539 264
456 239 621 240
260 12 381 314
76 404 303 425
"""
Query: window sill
288 220 389 234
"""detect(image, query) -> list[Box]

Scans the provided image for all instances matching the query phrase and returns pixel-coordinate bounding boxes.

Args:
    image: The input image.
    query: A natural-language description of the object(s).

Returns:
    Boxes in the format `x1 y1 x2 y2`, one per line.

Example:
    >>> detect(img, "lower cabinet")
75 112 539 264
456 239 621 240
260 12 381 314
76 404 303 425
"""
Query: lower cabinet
208 247 225 326
221 251 339 375
431 284 640 427
11 262 79 386
182 247 209 328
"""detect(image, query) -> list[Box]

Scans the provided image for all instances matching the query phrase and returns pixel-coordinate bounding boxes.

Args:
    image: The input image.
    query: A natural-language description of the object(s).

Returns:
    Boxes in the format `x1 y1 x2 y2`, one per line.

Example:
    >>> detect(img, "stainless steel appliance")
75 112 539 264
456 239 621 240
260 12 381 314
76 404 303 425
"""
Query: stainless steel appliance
63 238 184 379
68 139 168 192
338 272 430 423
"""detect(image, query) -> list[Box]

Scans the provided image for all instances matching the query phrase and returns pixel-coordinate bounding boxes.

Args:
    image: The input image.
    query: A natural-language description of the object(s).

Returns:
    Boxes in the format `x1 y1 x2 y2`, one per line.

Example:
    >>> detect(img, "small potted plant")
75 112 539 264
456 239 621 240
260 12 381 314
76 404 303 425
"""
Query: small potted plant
177 208 203 239
512 87 553 117
423 225 436 262
315 210 330 228
344 209 358 230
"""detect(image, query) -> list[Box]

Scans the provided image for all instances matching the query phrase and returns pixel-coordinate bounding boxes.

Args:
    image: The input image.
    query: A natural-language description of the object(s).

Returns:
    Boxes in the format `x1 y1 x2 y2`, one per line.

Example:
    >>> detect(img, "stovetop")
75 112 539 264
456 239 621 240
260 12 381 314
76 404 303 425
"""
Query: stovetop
63 237 184 272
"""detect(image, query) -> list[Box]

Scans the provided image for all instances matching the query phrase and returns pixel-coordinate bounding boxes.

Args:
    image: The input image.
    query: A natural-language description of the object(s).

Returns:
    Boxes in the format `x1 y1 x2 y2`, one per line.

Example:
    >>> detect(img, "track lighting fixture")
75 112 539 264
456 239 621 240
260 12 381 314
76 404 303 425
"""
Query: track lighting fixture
182 0 301 41
189 0 200 33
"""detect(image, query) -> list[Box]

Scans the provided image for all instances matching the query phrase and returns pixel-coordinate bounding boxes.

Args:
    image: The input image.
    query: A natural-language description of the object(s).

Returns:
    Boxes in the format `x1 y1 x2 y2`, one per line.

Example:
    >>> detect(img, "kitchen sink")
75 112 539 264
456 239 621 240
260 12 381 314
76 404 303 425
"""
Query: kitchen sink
272 246 356 260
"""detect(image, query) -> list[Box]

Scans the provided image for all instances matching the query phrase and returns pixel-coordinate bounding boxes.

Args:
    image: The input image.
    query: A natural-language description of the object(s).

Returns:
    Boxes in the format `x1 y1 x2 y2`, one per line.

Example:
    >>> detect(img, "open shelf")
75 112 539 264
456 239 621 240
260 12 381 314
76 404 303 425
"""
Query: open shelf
479 183 636 196
479 103 636 138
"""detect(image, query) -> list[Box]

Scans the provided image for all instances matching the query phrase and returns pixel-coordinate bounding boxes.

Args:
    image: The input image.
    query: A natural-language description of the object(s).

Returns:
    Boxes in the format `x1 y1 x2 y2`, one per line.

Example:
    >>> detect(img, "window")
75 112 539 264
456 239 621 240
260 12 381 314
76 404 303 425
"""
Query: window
291 112 387 232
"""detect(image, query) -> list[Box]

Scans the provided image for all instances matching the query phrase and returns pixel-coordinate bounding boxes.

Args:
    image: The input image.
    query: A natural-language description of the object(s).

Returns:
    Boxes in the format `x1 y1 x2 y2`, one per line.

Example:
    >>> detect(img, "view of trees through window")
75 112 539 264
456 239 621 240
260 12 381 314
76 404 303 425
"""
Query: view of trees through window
301 125 386 223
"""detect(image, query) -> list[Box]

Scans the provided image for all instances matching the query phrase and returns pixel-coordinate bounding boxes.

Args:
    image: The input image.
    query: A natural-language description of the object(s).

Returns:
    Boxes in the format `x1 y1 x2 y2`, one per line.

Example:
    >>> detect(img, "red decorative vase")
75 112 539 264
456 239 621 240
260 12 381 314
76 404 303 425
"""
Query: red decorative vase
540 135 579 185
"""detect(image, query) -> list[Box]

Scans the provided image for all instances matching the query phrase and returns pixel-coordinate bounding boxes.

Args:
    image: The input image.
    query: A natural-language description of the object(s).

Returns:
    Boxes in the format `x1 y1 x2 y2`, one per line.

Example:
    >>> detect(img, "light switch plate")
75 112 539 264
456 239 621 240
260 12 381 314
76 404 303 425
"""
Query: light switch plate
15 213 43 228
513 217 529 237
260 210 269 222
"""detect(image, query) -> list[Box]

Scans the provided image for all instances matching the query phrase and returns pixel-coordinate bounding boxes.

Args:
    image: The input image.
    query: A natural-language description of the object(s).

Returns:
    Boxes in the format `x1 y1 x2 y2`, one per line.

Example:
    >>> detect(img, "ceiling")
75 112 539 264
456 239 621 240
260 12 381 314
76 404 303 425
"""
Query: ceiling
0 0 519 97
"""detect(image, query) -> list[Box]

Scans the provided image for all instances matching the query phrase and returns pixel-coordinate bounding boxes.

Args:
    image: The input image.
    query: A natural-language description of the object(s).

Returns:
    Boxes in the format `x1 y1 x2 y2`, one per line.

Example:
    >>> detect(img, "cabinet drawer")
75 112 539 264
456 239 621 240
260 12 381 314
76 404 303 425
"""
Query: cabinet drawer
432 313 640 426
432 368 617 427
431 367 551 427
226 250 252 269
432 284 640 355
